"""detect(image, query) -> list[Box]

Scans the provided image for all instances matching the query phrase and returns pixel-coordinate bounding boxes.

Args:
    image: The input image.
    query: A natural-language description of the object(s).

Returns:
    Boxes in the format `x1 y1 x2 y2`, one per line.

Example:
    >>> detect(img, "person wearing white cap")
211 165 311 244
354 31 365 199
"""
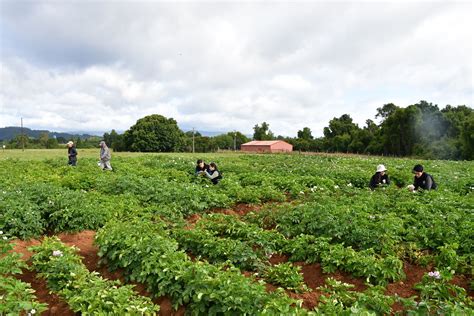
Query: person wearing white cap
67 141 78 166
369 164 390 190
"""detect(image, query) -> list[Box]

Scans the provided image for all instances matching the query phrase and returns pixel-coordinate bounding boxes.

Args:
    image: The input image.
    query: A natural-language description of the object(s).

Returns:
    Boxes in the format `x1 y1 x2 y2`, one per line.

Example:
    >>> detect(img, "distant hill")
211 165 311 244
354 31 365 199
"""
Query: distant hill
0 126 99 141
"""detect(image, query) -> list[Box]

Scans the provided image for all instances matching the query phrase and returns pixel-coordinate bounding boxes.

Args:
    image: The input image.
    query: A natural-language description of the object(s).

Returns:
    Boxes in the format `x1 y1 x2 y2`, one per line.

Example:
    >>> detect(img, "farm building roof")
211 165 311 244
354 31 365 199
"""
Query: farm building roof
242 140 288 146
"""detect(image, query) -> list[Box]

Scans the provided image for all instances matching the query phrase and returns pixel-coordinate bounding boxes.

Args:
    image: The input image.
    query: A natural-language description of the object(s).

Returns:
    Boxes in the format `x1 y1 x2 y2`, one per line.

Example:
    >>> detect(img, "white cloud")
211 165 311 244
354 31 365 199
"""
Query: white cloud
0 1 472 137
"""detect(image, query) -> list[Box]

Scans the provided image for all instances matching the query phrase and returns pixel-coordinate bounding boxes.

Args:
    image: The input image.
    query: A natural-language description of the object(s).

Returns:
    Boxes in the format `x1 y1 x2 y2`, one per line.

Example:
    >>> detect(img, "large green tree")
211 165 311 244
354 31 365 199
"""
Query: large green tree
103 129 125 151
253 122 274 140
123 114 185 152
323 114 360 152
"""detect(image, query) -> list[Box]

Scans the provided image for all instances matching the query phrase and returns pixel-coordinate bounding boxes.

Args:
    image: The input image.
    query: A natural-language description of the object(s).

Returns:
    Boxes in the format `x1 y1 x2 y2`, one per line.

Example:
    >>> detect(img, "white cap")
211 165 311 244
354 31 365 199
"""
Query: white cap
376 164 387 173
67 141 74 145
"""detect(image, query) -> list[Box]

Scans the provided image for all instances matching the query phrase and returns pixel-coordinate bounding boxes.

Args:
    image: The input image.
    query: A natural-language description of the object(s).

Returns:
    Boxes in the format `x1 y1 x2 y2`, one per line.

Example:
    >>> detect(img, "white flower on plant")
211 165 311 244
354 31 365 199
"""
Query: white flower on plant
2 236 7 240
334 185 339 189
52 250 63 257
347 183 352 187
30 309 36 315
0 231 3 234
428 271 441 279
299 191 304 195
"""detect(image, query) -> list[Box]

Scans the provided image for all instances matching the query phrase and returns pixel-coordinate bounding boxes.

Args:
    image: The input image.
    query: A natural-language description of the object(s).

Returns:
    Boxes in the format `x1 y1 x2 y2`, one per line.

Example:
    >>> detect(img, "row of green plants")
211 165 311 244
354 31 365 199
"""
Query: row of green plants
1 153 472 313
0 183 121 239
95 218 309 315
244 189 473 259
30 236 159 315
184 213 405 285
313 271 474 315
0 231 47 315
172 227 307 293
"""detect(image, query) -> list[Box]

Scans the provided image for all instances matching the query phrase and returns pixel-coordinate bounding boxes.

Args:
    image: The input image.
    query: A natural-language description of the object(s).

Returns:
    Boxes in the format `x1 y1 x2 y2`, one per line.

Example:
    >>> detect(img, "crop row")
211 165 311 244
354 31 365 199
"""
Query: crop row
0 232 47 315
95 219 309 315
30 237 159 315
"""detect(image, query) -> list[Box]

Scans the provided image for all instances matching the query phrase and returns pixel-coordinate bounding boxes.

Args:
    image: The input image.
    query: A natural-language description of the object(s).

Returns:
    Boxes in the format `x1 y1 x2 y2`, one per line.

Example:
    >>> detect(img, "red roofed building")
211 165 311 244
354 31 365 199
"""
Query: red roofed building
241 140 293 153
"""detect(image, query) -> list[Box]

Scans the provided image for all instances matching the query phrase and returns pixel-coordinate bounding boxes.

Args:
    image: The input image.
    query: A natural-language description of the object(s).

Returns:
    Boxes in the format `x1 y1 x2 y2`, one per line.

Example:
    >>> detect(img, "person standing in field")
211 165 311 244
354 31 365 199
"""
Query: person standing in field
204 162 222 185
195 159 209 175
67 141 77 166
409 164 437 191
369 164 390 190
99 141 113 171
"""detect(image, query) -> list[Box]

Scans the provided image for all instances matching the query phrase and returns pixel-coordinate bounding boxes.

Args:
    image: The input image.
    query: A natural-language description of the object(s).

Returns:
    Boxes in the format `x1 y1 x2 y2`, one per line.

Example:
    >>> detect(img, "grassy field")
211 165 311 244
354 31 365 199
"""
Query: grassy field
0 148 154 160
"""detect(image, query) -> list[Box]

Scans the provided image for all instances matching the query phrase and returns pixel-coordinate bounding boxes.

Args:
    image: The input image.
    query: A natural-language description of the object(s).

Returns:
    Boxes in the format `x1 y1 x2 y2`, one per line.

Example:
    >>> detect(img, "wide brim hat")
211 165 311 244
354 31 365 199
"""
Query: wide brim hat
376 164 387 173
67 141 74 146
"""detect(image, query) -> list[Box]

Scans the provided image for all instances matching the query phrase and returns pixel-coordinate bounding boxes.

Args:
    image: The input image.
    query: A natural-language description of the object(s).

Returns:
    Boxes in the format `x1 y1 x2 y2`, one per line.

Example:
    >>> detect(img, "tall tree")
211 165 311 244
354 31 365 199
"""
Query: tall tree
253 122 274 140
381 105 422 156
297 127 313 140
323 114 360 152
123 114 185 152
376 103 398 120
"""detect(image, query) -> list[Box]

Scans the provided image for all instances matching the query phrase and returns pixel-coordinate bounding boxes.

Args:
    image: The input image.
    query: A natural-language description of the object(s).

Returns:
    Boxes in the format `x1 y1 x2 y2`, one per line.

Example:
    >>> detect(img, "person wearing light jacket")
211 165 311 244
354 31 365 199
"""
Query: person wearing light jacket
99 141 112 171
204 162 222 185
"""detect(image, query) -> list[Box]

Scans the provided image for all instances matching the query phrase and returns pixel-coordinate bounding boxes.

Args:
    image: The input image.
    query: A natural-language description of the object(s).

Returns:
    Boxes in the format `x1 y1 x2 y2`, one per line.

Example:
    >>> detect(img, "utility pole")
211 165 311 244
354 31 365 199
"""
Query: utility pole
233 130 237 151
21 117 25 151
192 127 195 153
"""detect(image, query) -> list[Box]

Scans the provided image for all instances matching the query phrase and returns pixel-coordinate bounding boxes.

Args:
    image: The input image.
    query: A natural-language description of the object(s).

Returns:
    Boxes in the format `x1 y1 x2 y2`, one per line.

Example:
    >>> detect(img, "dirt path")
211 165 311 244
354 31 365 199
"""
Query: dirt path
10 223 473 315
11 231 185 316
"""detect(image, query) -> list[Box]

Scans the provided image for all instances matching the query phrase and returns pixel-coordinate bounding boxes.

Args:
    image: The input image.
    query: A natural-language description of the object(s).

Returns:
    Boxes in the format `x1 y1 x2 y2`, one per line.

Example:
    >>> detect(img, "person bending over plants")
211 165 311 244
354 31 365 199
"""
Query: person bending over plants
204 162 222 185
408 164 437 191
369 164 390 190
195 159 209 176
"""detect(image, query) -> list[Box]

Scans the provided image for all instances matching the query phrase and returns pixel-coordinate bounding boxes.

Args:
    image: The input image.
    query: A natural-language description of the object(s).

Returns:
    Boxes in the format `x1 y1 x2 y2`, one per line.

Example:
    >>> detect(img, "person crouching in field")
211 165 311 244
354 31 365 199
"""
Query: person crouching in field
408 164 437 191
204 162 222 185
195 159 209 176
67 141 77 166
99 141 112 171
369 164 390 190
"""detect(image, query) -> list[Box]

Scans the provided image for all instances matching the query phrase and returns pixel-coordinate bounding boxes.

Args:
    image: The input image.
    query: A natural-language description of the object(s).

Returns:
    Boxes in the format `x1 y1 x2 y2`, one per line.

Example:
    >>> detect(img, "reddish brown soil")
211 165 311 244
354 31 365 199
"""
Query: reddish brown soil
12 237 76 316
11 231 185 316
269 253 289 265
209 203 264 217
10 230 473 315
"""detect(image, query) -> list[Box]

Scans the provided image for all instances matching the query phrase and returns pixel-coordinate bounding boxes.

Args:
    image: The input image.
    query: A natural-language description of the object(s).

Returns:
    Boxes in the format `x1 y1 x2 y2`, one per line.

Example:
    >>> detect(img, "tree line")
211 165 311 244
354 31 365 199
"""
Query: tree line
103 101 472 160
2 100 472 160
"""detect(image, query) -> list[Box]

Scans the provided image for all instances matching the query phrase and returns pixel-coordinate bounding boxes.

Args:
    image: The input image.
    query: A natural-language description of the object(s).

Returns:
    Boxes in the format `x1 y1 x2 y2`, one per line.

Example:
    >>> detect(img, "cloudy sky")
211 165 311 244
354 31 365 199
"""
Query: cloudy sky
0 0 472 137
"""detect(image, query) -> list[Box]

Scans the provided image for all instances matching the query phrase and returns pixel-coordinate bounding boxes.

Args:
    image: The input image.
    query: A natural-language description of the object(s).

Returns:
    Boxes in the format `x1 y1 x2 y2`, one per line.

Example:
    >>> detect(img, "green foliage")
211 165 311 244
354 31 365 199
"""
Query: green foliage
123 114 185 152
261 263 308 293
95 219 308 315
30 237 159 315
253 122 274 140
401 269 474 314
314 278 395 315
0 232 47 315
0 152 472 313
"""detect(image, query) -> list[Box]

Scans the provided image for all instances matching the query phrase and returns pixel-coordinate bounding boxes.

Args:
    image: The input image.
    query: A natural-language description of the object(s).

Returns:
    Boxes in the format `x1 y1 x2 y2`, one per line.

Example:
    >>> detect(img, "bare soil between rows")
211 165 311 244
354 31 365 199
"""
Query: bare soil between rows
10 201 473 315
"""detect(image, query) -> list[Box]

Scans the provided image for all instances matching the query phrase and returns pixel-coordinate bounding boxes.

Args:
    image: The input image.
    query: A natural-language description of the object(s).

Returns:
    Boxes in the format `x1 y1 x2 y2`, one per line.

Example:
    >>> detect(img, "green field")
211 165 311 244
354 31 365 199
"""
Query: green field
1 151 473 315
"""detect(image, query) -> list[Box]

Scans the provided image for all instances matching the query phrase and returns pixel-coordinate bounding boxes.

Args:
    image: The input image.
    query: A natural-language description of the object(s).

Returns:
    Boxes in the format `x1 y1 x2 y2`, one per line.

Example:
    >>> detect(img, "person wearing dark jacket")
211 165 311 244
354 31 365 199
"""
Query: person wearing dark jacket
204 162 222 185
195 159 209 175
369 164 390 190
411 164 437 191
67 141 77 166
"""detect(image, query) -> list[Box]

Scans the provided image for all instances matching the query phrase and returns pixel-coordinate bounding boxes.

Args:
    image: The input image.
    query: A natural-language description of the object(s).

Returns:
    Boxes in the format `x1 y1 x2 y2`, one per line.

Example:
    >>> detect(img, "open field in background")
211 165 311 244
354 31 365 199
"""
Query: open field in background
1 151 473 315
